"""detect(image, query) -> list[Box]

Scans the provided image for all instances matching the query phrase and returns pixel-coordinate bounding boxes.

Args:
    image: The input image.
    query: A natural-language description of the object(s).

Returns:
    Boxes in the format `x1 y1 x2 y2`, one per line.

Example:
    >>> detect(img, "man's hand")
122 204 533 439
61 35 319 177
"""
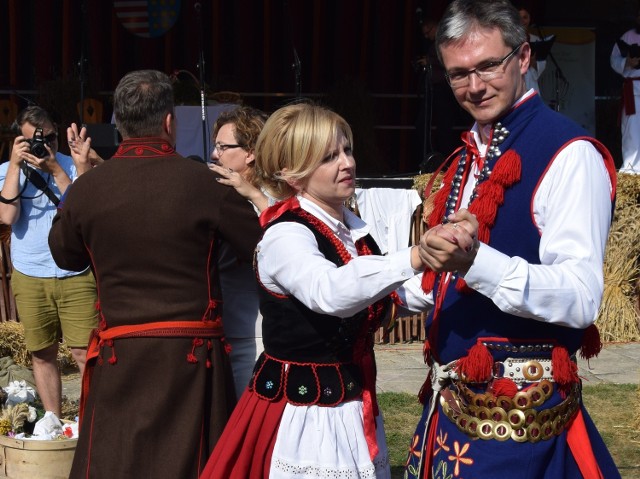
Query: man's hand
67 123 101 175
9 136 30 166
418 209 480 274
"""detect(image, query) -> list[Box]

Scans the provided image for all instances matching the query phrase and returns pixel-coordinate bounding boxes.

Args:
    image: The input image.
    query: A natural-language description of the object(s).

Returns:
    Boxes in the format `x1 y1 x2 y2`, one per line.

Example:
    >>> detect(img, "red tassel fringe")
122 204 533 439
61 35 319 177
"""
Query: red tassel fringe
491 149 522 186
579 324 603 360
491 378 519 398
552 346 579 387
455 342 493 383
421 269 436 294
454 277 473 294
467 149 522 247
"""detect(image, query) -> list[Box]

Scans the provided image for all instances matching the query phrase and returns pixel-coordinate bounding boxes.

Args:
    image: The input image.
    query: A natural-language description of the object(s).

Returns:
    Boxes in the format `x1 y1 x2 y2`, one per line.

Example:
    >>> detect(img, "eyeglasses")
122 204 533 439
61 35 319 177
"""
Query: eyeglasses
445 44 523 88
214 142 244 154
26 132 57 143
43 133 58 143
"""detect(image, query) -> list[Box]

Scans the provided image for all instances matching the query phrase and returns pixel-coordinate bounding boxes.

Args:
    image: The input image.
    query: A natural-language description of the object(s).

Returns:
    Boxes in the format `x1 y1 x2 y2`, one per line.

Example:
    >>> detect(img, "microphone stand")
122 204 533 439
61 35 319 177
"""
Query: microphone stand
535 24 568 112
415 36 445 174
283 0 302 99
78 0 88 125
422 63 433 165
194 1 208 161
292 48 302 99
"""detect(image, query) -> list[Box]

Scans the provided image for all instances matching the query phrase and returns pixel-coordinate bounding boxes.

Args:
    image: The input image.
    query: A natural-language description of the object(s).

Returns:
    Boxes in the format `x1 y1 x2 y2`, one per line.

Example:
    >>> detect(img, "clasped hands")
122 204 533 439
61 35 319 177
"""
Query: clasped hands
415 209 479 275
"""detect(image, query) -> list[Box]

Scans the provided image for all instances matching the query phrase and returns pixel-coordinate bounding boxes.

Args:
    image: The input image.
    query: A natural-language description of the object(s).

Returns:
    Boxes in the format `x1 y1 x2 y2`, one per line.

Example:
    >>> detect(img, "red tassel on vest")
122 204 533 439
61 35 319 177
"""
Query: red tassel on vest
421 157 461 294
491 149 522 186
491 377 519 398
421 269 437 294
455 342 493 383
454 277 473 294
579 324 603 360
472 181 504 221
467 149 522 247
551 345 579 388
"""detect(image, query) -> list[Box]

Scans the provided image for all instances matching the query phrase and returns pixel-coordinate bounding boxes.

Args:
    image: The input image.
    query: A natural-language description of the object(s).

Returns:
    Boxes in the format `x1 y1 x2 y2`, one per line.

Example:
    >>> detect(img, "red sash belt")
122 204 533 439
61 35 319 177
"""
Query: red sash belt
622 77 640 116
567 409 605 479
80 320 224 425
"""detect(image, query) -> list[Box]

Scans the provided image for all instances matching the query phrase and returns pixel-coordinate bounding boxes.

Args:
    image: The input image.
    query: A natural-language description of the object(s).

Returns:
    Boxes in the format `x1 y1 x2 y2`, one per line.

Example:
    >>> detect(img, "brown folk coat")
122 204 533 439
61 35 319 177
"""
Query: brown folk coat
49 138 263 479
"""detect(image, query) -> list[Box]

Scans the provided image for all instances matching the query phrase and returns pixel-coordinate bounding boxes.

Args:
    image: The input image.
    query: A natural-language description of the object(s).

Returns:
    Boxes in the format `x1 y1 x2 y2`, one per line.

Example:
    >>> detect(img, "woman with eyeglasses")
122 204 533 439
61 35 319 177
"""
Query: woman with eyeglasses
208 106 270 213
206 106 271 398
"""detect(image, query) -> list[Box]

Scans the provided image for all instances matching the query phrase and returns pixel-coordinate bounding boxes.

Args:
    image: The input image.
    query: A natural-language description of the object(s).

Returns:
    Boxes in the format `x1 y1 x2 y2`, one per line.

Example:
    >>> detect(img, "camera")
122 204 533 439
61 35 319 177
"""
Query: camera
25 128 50 159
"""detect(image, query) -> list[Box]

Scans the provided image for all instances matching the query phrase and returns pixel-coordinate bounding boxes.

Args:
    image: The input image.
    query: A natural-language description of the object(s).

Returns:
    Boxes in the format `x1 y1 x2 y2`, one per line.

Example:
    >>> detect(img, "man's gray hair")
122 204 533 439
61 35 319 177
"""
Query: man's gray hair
436 0 527 62
113 69 174 139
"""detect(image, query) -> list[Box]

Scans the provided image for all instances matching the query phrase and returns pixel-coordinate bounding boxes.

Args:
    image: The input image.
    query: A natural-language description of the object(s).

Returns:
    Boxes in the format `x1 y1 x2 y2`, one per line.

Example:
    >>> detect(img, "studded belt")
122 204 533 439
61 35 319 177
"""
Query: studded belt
439 382 580 442
493 357 553 384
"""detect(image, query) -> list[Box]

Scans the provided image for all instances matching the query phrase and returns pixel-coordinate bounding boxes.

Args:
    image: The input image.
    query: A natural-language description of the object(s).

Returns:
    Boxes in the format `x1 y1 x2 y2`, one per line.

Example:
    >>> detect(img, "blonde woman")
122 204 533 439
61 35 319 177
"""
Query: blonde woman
200 103 447 478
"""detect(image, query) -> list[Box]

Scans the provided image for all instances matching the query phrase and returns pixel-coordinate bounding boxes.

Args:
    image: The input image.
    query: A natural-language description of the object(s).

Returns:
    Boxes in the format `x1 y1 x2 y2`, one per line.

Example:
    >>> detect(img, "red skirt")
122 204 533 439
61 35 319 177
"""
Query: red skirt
200 389 287 479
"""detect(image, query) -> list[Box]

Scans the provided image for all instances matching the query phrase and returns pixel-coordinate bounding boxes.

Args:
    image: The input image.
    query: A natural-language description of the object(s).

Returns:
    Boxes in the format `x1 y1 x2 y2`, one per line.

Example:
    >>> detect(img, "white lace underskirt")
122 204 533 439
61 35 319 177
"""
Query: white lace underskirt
269 400 391 479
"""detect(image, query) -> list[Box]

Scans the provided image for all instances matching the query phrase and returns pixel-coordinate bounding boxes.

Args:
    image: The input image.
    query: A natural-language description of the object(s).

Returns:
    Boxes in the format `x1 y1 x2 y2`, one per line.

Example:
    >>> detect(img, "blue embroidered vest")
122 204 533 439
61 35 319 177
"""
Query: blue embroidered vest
427 94 614 364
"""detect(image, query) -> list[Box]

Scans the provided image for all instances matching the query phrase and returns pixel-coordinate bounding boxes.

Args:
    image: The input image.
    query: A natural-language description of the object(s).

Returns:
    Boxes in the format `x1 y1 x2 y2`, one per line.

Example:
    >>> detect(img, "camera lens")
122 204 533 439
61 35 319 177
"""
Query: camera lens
30 142 48 159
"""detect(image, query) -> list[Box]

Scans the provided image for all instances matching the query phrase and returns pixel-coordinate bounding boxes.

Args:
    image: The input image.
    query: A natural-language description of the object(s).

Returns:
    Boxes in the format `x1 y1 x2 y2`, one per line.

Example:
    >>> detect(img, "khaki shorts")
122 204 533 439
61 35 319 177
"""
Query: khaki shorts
11 269 98 352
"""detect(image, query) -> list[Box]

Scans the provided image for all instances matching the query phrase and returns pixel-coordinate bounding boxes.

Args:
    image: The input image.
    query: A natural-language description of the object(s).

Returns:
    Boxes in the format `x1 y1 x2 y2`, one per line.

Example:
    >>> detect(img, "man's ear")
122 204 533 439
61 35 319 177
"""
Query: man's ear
164 112 173 135
519 42 531 74
164 112 177 145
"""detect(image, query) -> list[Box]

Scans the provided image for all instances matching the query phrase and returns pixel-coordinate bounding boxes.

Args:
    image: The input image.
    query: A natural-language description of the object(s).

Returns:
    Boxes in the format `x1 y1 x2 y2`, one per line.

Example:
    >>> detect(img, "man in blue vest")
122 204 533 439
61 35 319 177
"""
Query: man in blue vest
406 1 620 478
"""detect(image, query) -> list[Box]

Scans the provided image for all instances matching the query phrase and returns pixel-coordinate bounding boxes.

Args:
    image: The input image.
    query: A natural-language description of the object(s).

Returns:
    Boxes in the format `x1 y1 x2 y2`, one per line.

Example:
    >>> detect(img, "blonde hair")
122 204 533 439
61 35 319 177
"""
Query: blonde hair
256 102 353 200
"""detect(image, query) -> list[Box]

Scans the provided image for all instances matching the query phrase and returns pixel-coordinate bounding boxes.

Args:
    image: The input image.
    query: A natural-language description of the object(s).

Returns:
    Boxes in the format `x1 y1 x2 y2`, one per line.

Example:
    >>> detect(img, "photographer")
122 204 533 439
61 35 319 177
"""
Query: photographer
0 105 97 418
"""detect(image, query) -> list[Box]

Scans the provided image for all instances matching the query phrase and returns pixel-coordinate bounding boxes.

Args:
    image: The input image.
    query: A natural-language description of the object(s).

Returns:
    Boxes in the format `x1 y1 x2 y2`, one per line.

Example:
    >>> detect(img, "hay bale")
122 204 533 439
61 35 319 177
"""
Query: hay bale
597 173 640 342
0 321 75 369
0 321 31 367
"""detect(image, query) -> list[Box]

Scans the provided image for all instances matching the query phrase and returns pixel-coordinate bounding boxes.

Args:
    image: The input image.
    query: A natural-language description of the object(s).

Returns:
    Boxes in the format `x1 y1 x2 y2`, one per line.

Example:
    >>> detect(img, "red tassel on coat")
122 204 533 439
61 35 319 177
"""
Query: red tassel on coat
455 342 493 383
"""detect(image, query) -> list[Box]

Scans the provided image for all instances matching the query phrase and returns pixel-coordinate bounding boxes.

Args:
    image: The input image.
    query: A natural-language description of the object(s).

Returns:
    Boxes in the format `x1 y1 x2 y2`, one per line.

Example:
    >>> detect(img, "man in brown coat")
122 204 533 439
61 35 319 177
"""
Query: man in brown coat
48 69 262 478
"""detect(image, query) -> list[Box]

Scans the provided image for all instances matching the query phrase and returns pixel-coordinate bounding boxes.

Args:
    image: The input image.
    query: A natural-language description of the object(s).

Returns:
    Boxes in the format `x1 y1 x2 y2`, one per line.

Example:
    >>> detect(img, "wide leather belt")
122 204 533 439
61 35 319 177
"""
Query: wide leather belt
440 382 580 443
493 357 553 384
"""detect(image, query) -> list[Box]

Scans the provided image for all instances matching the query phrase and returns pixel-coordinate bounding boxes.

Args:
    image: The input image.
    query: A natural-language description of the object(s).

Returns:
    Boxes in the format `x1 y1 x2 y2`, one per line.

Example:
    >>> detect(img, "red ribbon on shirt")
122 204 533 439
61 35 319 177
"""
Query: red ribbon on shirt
460 131 485 171
259 196 300 227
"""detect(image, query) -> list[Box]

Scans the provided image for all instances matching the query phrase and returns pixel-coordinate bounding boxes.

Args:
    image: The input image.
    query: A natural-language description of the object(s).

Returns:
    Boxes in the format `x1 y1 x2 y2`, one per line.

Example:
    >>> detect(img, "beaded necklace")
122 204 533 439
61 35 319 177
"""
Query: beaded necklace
444 122 510 220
